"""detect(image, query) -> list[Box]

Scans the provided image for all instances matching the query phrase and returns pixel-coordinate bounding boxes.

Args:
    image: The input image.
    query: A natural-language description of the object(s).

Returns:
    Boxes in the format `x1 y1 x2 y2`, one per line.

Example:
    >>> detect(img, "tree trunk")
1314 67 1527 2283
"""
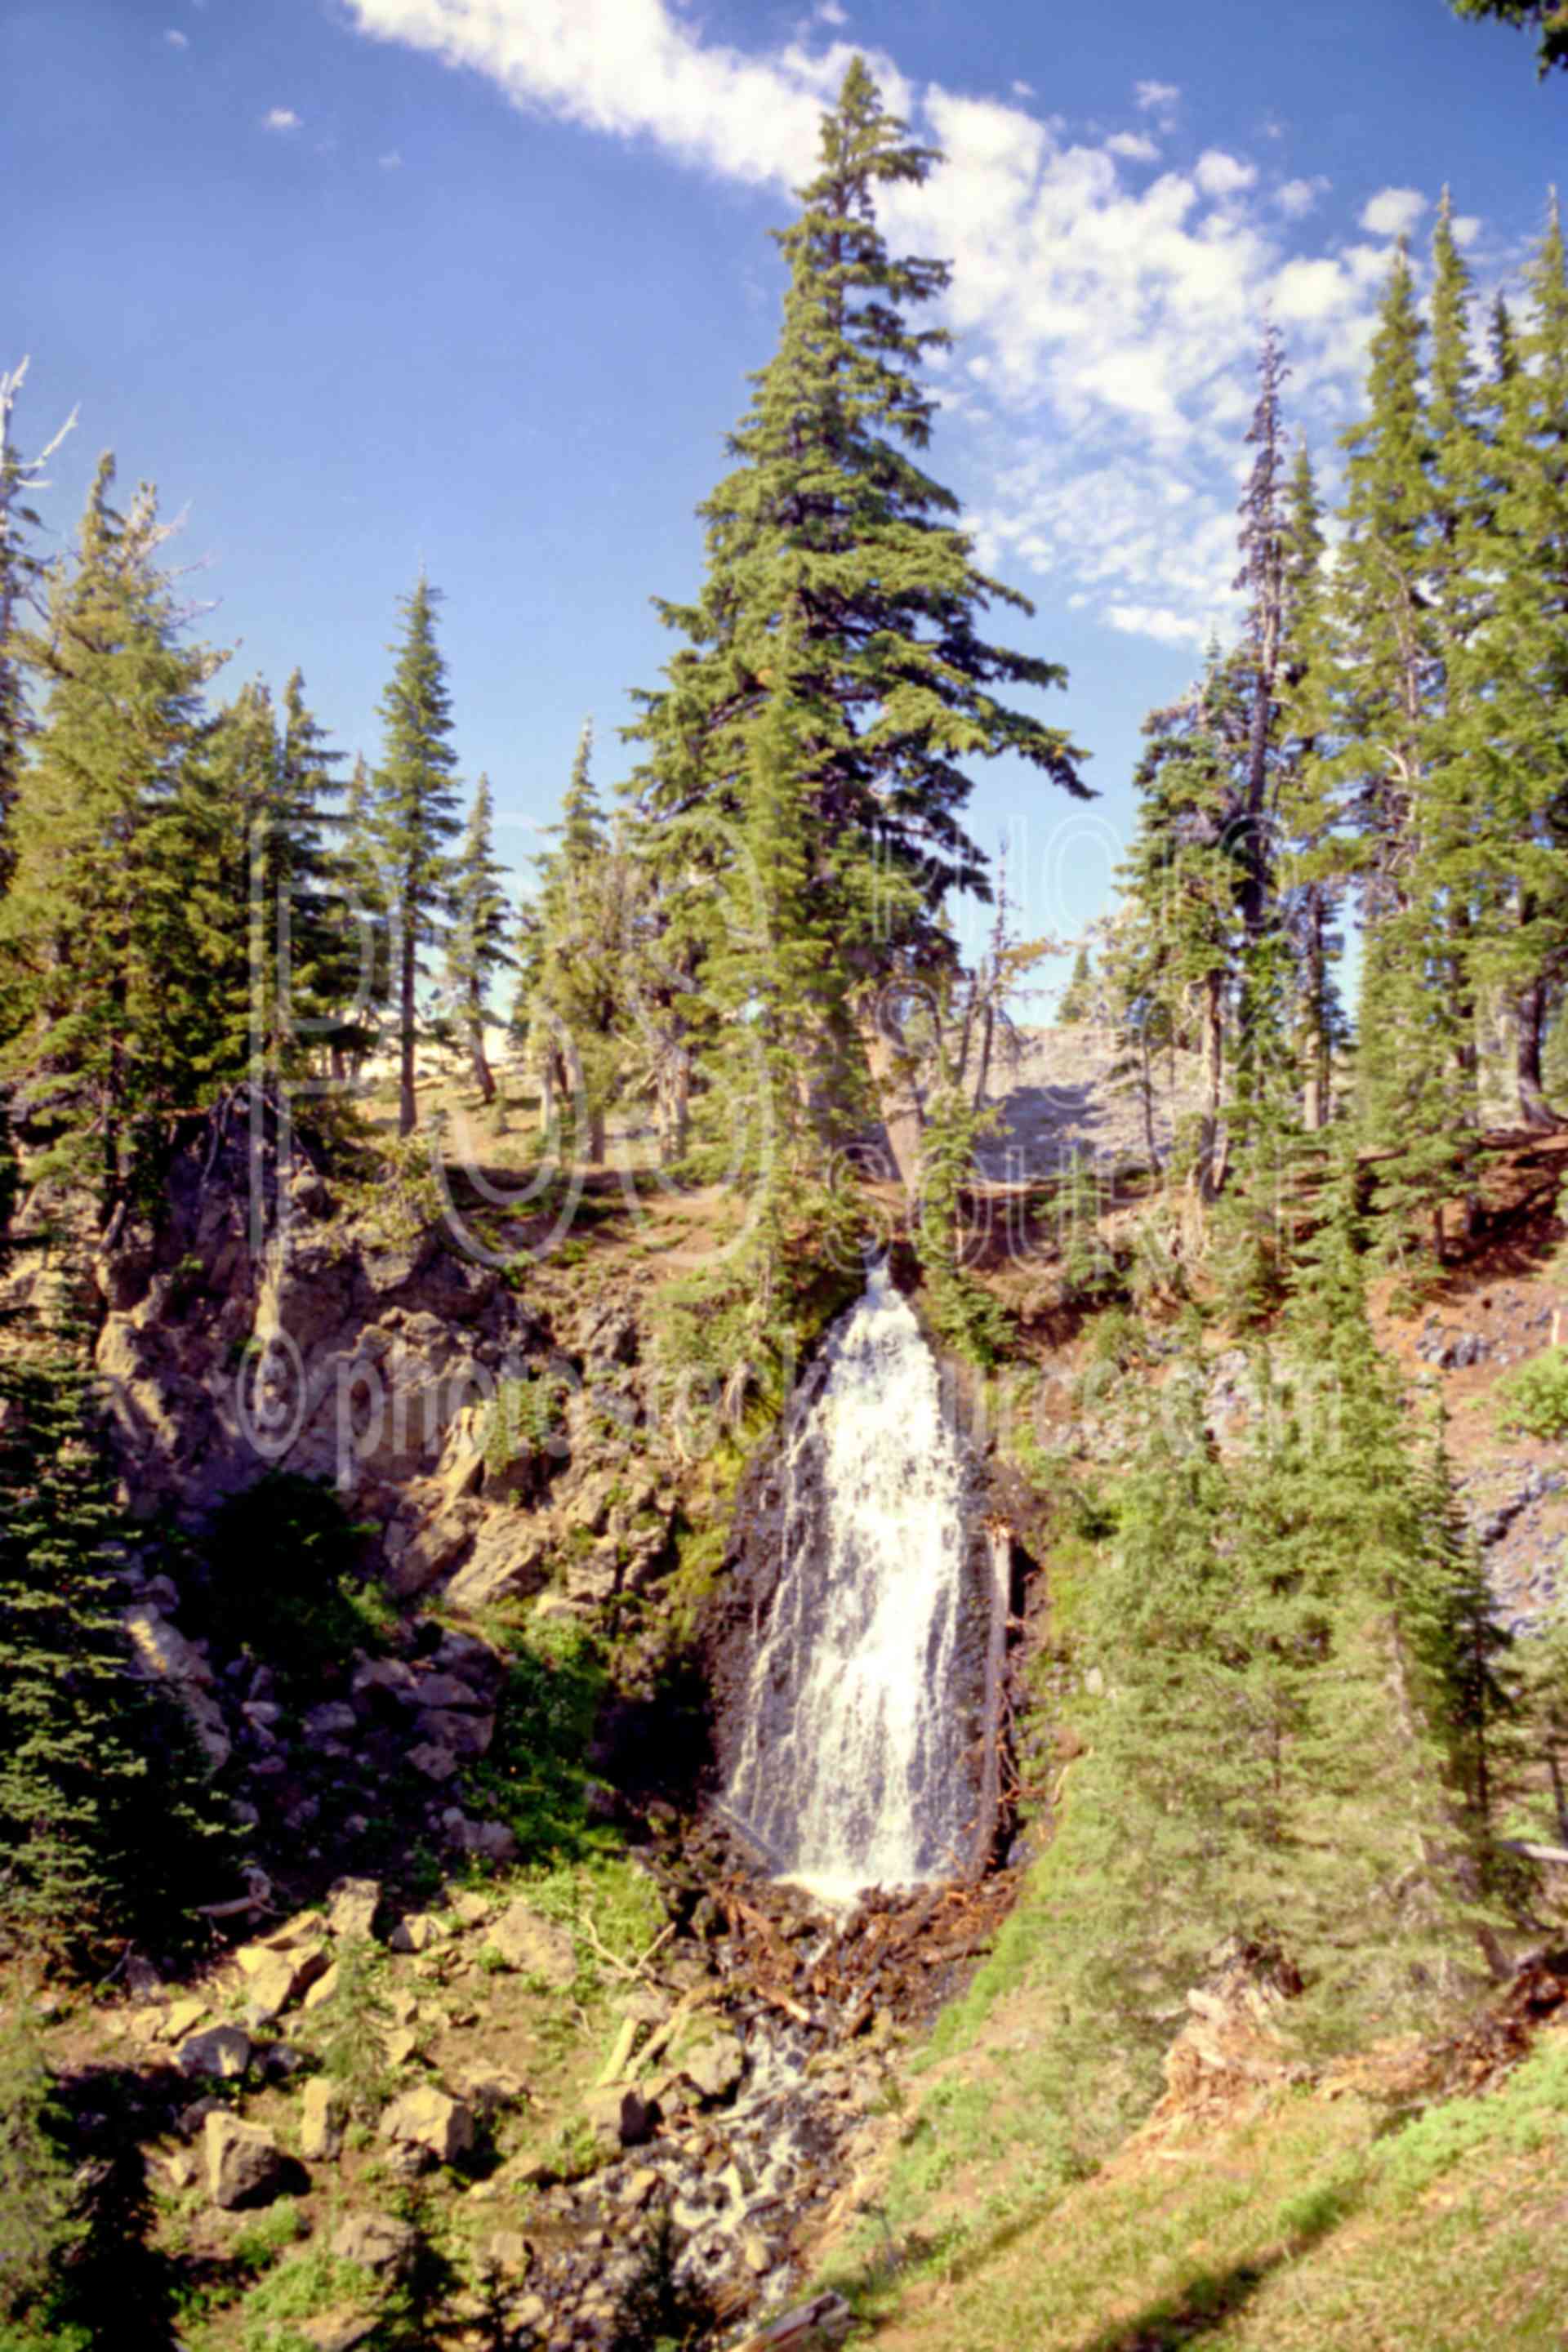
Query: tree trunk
398 908 417 1139
1196 971 1227 1200
1515 975 1559 1130
585 1100 605 1165
657 1045 690 1164
466 1013 495 1106
537 1052 555 1138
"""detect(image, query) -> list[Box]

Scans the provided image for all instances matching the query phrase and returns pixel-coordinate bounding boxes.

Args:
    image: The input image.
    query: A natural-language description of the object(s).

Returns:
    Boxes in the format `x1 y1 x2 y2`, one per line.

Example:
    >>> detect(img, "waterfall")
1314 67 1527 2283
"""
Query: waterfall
723 1261 974 1900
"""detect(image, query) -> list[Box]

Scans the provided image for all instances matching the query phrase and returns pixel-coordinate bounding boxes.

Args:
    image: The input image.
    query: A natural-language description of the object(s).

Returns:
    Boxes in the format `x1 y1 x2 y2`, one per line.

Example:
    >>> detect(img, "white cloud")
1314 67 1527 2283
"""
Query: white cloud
1011 78 1036 99
262 106 302 132
1453 214 1481 248
337 2 1454 642
1134 78 1180 114
817 0 848 21
1360 185 1426 238
1276 175 1327 218
1194 149 1256 198
379 148 403 167
1107 601 1208 647
164 26 189 48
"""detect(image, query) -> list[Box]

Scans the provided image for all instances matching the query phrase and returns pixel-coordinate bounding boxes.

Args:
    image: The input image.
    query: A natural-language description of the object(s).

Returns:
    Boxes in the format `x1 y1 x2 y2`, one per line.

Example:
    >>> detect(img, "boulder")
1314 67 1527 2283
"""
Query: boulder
301 2076 346 2161
479 2230 532 2277
581 2085 652 2150
452 2061 527 2120
444 1525 550 1616
411 1673 485 1712
204 2111 287 2209
330 2211 418 2273
302 1701 359 1744
163 1998 208 2042
379 2084 474 2165
387 1913 445 1954
326 1874 383 1942
235 1940 329 2022
488 1901 577 1988
680 2029 745 2103
441 1811 518 1864
176 2023 252 2080
298 2310 380 2352
414 1707 493 1759
408 1743 459 1784
302 1963 341 2012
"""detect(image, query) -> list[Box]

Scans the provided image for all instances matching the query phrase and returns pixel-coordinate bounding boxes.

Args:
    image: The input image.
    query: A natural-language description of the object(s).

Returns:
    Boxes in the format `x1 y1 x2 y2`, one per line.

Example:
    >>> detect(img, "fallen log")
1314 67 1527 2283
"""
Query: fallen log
1500 1838 1568 1867
731 2291 853 2352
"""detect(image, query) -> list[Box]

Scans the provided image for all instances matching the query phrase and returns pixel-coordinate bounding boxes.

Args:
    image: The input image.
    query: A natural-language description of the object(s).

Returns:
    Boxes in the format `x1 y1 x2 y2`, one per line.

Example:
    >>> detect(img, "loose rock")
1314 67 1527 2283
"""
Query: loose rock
205 2111 287 2209
379 2084 474 2165
488 1900 577 1987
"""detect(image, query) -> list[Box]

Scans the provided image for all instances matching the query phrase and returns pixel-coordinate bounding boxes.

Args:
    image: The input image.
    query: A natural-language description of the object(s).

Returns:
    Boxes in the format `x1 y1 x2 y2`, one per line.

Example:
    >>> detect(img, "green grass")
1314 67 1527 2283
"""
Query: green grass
840 2029 1568 2352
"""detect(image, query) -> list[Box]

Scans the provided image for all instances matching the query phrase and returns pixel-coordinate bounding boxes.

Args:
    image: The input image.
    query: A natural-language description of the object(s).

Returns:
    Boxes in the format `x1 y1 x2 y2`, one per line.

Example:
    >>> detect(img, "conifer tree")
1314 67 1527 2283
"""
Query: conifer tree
1452 198 1568 1127
1057 945 1095 1024
1276 438 1348 1132
372 576 461 1138
630 57 1086 1140
0 1335 229 1963
523 724 639 1162
445 773 512 1105
0 363 74 896
0 458 221 1221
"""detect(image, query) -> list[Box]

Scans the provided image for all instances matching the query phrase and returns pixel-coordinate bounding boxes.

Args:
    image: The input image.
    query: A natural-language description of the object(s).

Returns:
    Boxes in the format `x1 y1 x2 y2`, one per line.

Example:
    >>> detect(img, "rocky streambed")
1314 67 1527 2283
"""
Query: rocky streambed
482 1848 1025 2345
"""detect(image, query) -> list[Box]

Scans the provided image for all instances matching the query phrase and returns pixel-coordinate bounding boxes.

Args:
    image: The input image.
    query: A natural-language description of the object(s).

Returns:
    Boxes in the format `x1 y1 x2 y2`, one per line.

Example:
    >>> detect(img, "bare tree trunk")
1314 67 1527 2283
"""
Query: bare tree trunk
657 1045 690 1164
466 1017 495 1106
1196 971 1227 1200
537 1052 555 1138
1516 975 1559 1130
585 1100 605 1165
398 914 417 1138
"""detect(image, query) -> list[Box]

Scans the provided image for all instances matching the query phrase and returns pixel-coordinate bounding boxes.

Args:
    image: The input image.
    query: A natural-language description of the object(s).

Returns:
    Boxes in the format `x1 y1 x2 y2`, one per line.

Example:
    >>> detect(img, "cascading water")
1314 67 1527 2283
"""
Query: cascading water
723 1261 976 1900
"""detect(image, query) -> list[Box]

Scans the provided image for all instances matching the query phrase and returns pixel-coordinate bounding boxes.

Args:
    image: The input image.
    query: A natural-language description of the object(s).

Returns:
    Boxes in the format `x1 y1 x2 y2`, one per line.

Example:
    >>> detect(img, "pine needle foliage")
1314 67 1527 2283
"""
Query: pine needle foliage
0 1334 232 1967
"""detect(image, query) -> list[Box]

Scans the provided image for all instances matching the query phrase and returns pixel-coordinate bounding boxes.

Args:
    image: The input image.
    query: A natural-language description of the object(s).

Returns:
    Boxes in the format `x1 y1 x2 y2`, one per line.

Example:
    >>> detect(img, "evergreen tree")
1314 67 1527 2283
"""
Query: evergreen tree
0 458 221 1222
1057 945 1095 1023
523 724 640 1162
1276 436 1348 1134
1451 198 1568 1128
444 773 512 1105
0 1334 230 1964
1449 0 1568 75
630 57 1086 1141
0 362 74 896
372 575 461 1138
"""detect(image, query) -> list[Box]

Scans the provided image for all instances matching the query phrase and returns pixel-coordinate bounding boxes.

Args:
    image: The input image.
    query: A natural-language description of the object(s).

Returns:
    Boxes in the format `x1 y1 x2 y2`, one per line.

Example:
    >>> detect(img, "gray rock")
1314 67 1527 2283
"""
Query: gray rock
176 2023 252 2080
379 2085 474 2165
414 1706 493 1759
408 1742 460 1783
301 2077 346 2160
411 1673 484 1712
325 1876 381 1941
582 2085 653 2149
205 2111 287 2209
680 2029 745 2103
488 1900 577 1987
303 1701 359 1744
387 1912 445 1953
330 2211 418 2272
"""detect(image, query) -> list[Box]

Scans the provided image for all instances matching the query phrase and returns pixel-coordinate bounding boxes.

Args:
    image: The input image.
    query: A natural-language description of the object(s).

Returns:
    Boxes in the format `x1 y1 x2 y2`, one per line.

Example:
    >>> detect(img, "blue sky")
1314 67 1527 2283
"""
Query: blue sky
3 0 1562 1000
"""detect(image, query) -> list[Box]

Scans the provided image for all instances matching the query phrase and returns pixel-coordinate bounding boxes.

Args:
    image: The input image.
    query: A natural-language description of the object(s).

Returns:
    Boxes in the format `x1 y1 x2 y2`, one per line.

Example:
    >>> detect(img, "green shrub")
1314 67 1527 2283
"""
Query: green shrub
1494 1347 1568 1440
317 1938 394 2122
467 1619 612 1864
197 1475 390 1692
0 2010 80 2328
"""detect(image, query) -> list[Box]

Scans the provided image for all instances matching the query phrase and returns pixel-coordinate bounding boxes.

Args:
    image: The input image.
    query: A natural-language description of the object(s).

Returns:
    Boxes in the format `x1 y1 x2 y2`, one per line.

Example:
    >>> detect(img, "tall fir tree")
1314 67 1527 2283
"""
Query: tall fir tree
372 575 461 1138
630 57 1086 1162
0 363 74 897
1451 197 1568 1127
0 458 221 1222
445 773 513 1106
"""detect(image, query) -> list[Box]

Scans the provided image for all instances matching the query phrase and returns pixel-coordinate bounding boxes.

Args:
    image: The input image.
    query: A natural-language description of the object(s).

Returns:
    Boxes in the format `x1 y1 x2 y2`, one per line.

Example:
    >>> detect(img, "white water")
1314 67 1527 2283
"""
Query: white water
724 1261 972 1900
